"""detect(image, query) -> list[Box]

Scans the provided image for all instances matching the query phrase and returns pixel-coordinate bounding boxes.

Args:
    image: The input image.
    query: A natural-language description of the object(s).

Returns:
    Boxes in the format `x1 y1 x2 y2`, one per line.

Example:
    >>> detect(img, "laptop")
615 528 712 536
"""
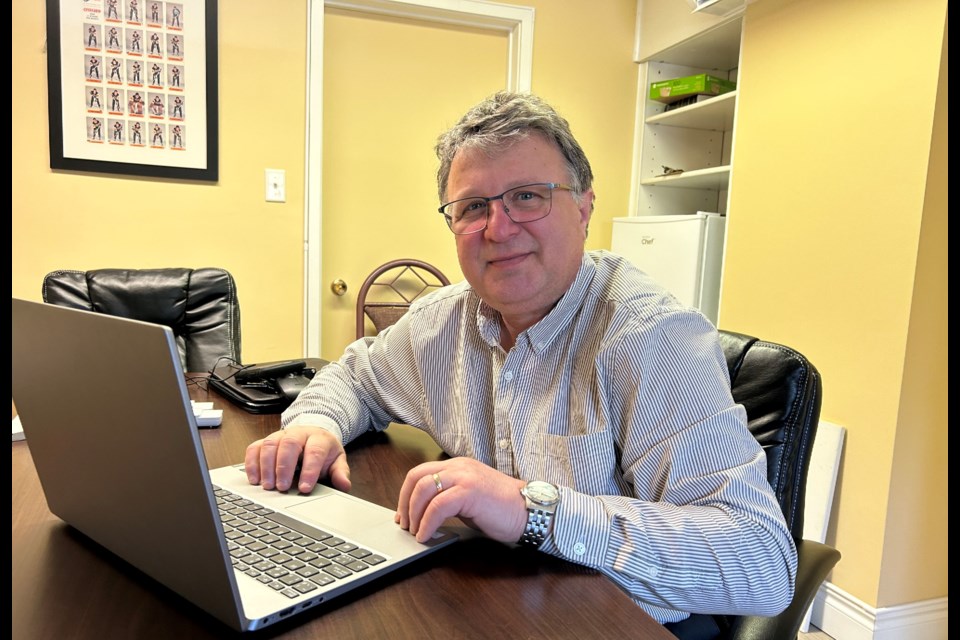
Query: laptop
11 298 458 632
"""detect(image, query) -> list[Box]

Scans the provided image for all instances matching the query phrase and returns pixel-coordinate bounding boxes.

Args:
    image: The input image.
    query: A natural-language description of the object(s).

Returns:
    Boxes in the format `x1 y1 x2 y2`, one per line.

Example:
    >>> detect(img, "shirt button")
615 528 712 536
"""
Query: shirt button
573 542 586 556
498 438 509 450
503 371 514 381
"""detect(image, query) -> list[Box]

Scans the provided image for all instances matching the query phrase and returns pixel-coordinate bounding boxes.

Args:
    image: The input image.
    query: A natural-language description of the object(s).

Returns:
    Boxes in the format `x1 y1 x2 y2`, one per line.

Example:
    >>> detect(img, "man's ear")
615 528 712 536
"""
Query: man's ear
579 189 595 237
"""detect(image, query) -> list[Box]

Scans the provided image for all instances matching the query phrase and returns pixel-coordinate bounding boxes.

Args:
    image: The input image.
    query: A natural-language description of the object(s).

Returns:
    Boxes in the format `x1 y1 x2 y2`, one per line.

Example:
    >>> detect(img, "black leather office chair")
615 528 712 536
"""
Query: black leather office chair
42 268 241 373
710 330 841 640
356 259 450 340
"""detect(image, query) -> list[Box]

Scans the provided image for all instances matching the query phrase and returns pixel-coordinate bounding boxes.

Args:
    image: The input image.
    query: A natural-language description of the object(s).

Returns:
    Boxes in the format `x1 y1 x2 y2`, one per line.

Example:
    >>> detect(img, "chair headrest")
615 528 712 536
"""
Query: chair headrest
42 268 241 372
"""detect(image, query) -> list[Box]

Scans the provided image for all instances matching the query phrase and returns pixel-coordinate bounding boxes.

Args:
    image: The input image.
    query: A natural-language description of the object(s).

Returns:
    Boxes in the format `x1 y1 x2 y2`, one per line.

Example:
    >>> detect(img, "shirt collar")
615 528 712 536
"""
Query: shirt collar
476 253 596 354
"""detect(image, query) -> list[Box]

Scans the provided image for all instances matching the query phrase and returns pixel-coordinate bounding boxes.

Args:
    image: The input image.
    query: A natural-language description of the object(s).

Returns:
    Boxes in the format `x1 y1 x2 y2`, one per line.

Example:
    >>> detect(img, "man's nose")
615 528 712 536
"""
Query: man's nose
487 196 513 220
483 198 519 237
488 196 512 219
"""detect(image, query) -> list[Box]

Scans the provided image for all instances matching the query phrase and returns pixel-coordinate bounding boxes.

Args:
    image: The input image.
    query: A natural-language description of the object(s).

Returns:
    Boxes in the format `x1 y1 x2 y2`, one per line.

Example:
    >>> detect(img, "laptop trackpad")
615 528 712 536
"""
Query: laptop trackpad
286 494 393 533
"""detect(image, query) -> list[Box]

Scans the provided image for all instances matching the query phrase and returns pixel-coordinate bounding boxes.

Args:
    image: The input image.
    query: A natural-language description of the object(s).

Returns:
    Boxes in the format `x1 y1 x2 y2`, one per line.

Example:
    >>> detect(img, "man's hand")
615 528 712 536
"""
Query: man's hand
244 426 351 494
396 457 528 544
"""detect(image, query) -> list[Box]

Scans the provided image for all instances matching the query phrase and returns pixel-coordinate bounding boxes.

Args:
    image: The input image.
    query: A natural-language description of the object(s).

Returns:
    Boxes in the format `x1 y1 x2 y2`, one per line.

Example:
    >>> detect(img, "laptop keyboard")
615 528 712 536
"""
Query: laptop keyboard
214 486 387 599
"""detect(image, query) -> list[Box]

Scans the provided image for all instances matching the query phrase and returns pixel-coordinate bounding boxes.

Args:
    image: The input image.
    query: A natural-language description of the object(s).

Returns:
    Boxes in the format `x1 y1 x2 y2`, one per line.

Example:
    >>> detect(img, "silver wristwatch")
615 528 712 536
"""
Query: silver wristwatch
519 480 560 548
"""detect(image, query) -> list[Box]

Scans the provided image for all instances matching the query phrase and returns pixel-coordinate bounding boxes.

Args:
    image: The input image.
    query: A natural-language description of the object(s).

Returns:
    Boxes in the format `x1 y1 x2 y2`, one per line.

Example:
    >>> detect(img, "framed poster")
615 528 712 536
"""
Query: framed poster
46 0 218 181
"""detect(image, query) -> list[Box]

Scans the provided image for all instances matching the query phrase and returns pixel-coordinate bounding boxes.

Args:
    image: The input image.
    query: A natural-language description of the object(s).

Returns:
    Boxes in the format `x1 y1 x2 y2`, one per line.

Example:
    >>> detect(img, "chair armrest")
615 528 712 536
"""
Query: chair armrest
727 538 841 640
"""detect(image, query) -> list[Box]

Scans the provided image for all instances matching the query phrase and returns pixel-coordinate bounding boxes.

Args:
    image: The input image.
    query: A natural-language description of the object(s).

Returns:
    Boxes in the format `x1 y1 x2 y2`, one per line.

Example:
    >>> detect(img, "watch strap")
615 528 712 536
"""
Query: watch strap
519 505 553 548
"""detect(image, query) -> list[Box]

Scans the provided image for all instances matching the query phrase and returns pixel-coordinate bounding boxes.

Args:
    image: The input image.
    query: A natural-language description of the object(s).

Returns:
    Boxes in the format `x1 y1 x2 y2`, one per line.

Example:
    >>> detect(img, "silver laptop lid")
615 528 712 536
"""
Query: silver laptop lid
12 298 246 630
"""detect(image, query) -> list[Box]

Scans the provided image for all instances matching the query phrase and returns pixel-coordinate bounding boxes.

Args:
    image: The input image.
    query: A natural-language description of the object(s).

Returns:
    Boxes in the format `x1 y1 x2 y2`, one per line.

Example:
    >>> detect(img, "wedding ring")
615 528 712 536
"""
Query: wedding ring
432 473 443 494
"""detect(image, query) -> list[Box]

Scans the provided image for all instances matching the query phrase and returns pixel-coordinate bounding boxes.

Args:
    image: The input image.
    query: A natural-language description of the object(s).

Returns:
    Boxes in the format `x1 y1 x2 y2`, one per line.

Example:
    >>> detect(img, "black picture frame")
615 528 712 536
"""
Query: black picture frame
46 0 218 181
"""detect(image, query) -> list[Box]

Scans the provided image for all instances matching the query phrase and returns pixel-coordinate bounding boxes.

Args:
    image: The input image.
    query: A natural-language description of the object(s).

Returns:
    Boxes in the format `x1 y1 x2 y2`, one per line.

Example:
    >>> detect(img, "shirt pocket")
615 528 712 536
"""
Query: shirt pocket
524 430 618 495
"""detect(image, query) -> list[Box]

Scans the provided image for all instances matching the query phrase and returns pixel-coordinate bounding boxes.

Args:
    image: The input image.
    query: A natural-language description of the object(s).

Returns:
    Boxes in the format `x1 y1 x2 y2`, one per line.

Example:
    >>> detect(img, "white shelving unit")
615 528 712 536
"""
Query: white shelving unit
633 14 743 216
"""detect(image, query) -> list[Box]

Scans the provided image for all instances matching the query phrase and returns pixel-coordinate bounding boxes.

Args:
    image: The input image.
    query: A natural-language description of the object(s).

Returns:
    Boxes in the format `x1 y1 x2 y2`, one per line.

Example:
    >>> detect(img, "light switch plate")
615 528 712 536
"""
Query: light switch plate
265 169 286 202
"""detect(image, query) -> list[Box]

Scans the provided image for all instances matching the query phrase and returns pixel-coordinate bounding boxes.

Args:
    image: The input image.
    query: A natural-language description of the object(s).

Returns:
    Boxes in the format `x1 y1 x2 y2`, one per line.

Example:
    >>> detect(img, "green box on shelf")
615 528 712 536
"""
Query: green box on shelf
649 73 736 104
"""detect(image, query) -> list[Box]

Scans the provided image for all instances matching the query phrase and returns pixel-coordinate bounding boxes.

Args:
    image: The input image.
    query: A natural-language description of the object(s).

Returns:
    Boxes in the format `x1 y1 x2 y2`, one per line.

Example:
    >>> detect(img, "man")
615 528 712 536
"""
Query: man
171 95 184 119
129 92 143 115
109 58 122 82
244 92 797 637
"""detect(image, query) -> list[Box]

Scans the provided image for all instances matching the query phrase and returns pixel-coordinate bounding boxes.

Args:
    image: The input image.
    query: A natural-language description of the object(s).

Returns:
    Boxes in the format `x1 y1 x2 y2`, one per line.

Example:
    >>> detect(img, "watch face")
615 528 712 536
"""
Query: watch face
524 481 559 505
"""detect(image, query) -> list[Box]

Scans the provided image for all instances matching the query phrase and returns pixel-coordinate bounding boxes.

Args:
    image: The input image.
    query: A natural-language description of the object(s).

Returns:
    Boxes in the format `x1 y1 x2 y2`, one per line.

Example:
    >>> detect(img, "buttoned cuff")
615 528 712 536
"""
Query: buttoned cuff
545 487 610 567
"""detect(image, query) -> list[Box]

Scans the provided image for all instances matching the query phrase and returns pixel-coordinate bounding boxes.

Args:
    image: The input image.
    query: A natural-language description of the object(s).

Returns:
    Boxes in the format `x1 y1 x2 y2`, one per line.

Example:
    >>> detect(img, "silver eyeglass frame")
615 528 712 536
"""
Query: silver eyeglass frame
438 182 574 235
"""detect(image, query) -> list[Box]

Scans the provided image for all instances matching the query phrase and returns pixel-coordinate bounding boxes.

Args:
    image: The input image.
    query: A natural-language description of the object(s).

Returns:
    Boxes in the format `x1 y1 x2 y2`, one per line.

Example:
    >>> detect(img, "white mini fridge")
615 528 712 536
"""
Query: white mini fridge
611 213 727 324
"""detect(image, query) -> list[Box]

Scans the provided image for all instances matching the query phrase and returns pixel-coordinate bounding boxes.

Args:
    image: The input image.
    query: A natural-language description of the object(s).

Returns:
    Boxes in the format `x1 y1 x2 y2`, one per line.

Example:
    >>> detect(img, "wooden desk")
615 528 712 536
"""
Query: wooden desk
12 381 673 640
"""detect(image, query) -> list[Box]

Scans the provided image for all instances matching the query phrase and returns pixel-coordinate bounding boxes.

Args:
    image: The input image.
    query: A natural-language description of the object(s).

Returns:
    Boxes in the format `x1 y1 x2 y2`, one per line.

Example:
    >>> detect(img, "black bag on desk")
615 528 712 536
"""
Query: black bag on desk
208 357 328 414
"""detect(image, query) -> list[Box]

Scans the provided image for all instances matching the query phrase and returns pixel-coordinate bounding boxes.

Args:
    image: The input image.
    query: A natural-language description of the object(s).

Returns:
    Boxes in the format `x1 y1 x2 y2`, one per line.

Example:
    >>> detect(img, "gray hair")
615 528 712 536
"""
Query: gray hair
435 91 594 204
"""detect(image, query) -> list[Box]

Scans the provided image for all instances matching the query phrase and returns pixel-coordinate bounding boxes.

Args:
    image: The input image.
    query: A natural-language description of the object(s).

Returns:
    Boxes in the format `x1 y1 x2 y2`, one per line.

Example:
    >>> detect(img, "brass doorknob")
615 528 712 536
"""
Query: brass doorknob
330 279 348 296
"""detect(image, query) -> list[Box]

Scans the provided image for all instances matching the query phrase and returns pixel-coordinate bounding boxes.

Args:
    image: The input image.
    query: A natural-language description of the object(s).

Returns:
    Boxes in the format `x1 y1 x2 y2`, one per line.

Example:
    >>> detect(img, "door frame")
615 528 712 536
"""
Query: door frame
303 0 535 356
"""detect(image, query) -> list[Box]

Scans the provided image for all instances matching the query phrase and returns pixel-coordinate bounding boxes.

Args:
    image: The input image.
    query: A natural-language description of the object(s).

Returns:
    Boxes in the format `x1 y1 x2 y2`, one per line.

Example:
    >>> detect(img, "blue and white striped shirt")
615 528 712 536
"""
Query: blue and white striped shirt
283 250 797 624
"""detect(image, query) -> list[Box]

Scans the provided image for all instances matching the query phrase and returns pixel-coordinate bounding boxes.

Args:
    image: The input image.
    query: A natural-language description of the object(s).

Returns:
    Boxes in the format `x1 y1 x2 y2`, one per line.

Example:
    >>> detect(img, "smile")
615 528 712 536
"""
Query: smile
487 253 530 267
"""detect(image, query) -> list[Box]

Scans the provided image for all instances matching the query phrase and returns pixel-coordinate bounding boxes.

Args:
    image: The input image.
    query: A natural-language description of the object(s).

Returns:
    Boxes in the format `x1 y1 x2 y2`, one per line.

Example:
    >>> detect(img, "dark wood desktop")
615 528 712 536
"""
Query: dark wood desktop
11 380 673 640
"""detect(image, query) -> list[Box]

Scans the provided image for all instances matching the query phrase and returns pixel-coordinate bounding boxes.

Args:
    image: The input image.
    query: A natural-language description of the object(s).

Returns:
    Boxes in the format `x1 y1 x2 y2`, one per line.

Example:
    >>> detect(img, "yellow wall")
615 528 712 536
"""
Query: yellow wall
879 9 949 607
12 0 949 621
722 0 948 608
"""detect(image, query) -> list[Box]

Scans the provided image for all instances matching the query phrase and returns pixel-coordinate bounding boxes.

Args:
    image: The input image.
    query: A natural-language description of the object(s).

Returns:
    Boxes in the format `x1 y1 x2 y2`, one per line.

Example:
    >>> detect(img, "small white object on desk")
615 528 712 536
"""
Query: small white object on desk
190 401 223 428
12 414 25 442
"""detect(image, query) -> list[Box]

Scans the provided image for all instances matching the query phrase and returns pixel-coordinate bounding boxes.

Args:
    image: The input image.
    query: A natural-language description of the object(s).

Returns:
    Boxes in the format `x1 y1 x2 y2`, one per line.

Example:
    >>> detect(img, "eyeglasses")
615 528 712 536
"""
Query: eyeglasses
438 182 574 235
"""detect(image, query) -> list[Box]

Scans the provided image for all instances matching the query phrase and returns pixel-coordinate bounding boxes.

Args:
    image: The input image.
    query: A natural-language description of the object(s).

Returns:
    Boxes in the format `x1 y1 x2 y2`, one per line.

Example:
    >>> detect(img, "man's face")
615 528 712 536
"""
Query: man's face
447 133 593 329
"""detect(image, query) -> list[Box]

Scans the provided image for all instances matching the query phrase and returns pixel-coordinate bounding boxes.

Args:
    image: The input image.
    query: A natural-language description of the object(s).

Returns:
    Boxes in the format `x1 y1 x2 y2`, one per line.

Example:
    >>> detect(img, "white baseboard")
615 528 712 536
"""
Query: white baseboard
810 581 948 640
